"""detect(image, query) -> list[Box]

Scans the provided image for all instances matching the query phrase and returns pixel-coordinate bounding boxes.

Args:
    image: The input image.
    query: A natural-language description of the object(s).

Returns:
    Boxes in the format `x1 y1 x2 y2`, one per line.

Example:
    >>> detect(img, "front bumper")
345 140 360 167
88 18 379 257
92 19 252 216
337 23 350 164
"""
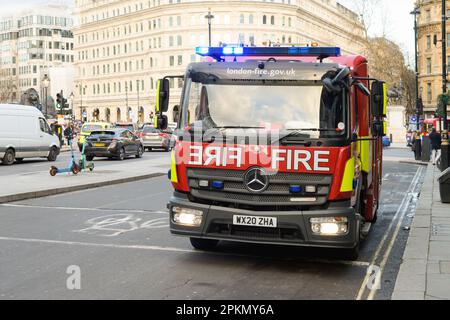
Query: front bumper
168 192 360 249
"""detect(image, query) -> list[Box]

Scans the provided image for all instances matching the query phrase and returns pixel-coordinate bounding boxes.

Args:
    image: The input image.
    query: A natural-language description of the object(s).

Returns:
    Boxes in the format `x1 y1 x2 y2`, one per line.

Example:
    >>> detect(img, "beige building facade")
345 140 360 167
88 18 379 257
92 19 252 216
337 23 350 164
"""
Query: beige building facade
0 4 74 106
417 0 450 118
74 0 365 124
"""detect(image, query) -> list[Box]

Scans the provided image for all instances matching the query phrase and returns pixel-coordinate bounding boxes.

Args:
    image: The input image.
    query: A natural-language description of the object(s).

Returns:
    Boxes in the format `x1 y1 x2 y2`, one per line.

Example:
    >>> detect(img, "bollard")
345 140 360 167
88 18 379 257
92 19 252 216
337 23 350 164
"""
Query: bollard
421 136 431 162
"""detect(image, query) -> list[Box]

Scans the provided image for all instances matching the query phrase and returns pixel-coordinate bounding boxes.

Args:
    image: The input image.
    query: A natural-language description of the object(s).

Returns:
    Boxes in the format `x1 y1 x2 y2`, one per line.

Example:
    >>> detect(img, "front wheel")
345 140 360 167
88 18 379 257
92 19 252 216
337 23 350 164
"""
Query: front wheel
136 146 144 158
117 148 125 161
47 147 58 162
72 164 80 175
2 148 15 165
190 238 219 251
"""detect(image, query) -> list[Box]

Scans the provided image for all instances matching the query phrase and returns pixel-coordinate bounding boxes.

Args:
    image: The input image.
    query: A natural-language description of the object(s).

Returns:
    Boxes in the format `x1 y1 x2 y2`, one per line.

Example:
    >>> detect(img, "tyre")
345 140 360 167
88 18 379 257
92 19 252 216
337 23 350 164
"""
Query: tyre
136 146 144 158
47 147 58 162
50 167 58 176
86 155 94 161
72 164 80 175
117 147 125 161
189 238 219 251
1 148 15 165
16 158 24 163
88 163 95 172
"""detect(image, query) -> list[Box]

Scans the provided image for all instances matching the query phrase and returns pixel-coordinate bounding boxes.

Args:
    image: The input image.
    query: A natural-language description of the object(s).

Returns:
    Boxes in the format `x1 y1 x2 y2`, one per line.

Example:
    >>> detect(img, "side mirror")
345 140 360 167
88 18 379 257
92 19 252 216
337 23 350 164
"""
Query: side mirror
356 82 370 96
156 115 168 130
156 79 170 113
322 67 351 93
371 81 387 117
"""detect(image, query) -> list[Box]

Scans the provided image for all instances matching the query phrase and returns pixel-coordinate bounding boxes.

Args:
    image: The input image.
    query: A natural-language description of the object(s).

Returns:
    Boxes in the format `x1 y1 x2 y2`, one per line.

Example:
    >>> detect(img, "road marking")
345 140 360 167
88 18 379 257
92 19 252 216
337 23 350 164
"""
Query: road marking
0 203 168 214
96 192 167 209
0 236 370 267
74 214 168 237
356 166 423 300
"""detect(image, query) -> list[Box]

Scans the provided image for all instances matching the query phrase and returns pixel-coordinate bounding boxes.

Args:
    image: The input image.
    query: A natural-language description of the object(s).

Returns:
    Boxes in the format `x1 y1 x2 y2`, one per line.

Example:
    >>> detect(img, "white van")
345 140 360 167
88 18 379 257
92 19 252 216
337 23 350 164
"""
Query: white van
0 104 61 165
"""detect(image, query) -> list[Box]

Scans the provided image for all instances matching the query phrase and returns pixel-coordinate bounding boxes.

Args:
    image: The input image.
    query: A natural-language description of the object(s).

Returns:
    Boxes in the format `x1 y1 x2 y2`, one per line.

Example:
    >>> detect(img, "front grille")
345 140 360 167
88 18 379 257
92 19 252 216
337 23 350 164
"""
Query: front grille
208 223 303 241
187 168 332 208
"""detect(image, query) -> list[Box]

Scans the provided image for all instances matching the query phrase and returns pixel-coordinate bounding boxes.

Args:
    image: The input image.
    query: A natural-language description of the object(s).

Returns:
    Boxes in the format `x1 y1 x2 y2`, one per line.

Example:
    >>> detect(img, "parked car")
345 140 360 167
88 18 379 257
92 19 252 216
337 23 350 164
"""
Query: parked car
114 122 138 134
138 126 171 152
0 104 60 165
78 122 111 151
382 136 391 147
84 129 144 160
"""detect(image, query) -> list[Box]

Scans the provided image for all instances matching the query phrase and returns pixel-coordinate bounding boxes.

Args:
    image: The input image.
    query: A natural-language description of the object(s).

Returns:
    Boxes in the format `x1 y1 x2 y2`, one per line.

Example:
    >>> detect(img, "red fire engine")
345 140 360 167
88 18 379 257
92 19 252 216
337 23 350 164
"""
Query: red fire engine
155 46 387 260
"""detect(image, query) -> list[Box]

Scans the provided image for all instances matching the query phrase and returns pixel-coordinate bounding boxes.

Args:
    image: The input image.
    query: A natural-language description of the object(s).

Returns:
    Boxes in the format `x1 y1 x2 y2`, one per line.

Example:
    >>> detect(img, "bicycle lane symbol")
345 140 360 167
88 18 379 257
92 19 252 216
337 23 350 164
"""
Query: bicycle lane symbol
74 213 169 237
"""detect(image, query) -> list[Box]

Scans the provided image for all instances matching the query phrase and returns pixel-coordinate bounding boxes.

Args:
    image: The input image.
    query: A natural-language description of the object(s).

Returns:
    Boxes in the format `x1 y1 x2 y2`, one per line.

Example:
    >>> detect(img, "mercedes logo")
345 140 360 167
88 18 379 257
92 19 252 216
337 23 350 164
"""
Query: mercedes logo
244 167 269 193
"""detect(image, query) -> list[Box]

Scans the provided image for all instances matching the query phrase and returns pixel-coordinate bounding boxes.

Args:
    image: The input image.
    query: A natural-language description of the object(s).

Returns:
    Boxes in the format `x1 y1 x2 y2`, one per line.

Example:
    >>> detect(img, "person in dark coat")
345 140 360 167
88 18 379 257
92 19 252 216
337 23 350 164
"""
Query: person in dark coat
429 128 442 165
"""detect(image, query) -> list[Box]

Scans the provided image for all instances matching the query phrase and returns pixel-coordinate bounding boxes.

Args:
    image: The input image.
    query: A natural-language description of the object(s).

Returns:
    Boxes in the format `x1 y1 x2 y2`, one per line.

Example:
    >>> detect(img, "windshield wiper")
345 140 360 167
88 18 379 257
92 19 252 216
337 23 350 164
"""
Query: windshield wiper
271 128 338 145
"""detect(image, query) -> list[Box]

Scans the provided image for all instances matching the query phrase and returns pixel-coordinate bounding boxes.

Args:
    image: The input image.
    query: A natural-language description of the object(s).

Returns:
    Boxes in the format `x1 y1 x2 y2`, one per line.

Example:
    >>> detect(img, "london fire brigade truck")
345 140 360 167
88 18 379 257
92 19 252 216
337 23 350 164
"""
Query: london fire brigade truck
155 46 387 260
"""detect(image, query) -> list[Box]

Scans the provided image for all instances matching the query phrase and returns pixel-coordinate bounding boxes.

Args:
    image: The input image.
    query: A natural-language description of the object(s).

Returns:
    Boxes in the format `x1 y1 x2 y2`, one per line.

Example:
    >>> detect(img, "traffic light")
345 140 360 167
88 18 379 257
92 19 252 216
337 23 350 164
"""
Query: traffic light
56 92 68 114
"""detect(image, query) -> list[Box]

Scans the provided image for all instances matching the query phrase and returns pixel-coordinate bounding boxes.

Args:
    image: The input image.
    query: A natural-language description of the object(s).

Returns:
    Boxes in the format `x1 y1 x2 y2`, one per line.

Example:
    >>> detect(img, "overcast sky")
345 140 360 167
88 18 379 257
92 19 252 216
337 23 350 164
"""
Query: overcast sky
1 0 416 62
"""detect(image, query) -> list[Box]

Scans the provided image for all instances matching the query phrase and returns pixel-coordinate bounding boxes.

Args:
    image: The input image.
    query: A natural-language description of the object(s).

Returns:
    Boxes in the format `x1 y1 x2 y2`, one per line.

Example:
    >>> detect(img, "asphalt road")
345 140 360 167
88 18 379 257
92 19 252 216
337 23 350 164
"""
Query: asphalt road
0 148 425 300
0 149 170 177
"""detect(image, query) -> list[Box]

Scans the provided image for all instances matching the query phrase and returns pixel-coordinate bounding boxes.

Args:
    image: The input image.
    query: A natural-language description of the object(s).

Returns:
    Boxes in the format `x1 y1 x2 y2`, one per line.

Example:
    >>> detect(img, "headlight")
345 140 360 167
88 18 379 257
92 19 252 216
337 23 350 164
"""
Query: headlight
310 217 348 236
172 207 203 227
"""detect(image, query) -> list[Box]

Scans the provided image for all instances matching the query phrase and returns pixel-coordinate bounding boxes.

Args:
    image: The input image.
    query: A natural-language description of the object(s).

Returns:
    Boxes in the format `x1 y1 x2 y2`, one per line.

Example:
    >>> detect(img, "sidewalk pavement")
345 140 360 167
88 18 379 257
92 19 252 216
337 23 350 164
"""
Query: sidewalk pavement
392 164 450 300
0 155 170 204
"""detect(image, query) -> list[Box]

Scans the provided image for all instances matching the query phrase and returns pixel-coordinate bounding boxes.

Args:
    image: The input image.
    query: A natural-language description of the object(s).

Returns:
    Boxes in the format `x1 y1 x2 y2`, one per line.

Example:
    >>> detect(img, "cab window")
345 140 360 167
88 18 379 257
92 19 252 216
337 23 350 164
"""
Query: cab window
39 118 50 134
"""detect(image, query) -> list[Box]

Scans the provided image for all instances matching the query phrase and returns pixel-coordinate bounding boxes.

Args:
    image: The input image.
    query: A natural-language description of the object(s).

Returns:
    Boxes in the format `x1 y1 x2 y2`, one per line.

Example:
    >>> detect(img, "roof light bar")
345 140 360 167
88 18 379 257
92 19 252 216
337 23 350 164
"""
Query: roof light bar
195 46 341 59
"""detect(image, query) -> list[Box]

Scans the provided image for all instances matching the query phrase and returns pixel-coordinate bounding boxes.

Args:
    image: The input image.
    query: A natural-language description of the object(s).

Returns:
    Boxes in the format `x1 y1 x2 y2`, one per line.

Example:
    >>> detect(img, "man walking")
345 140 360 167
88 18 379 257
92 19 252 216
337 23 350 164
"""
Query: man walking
429 128 442 165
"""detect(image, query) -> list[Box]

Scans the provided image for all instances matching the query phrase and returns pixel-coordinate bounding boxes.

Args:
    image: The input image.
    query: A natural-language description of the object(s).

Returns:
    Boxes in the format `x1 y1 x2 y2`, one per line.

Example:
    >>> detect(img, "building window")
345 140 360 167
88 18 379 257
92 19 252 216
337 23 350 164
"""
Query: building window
263 15 267 25
425 10 431 23
427 35 431 49
240 14 244 24
427 83 432 102
249 14 254 24
427 57 432 74
271 16 275 25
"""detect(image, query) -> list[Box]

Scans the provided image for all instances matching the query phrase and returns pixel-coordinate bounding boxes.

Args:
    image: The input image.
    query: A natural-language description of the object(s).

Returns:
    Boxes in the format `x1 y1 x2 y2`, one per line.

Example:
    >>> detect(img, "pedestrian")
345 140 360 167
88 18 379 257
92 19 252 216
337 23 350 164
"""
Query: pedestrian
411 131 418 156
429 128 442 165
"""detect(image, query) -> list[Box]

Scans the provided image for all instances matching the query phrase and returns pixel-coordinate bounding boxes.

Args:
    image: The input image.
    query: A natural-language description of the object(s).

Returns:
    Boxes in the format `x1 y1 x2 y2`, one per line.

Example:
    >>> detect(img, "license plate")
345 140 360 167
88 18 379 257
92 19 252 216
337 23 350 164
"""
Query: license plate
94 143 105 147
233 215 278 228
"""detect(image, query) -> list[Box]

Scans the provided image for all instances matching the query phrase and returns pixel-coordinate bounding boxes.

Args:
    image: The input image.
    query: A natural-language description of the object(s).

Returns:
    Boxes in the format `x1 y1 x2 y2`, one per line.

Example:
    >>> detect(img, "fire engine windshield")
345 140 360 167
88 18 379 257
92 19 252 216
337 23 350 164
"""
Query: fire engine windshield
181 80 346 139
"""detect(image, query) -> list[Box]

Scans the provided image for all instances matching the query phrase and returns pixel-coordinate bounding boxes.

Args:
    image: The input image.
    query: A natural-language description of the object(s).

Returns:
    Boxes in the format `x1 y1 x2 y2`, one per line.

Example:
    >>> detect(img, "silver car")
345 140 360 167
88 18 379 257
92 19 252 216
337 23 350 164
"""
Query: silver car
139 126 171 152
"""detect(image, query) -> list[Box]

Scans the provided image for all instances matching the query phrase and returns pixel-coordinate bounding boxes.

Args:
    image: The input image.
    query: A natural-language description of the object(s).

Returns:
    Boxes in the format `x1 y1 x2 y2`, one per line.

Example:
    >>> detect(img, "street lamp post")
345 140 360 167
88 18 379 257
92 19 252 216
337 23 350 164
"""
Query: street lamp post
76 83 87 121
42 74 50 118
410 8 421 132
441 0 450 170
69 92 74 121
205 9 214 47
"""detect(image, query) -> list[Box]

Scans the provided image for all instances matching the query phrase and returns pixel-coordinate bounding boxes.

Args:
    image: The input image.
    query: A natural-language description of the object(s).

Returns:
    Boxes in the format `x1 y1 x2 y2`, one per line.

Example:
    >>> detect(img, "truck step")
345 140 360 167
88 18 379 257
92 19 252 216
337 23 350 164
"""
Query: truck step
361 222 372 237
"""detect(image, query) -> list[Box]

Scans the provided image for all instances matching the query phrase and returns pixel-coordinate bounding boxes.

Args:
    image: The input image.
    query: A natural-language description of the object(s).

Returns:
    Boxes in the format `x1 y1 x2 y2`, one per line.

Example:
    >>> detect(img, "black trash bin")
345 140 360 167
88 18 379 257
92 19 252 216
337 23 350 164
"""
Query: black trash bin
438 167 450 203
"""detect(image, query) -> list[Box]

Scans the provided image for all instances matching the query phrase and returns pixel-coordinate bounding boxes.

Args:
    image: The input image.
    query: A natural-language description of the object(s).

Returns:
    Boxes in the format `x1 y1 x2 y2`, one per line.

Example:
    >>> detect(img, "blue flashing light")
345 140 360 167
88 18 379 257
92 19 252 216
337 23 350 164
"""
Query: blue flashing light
195 46 341 59
233 47 244 55
289 185 302 194
196 47 210 55
222 47 234 55
212 181 224 190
